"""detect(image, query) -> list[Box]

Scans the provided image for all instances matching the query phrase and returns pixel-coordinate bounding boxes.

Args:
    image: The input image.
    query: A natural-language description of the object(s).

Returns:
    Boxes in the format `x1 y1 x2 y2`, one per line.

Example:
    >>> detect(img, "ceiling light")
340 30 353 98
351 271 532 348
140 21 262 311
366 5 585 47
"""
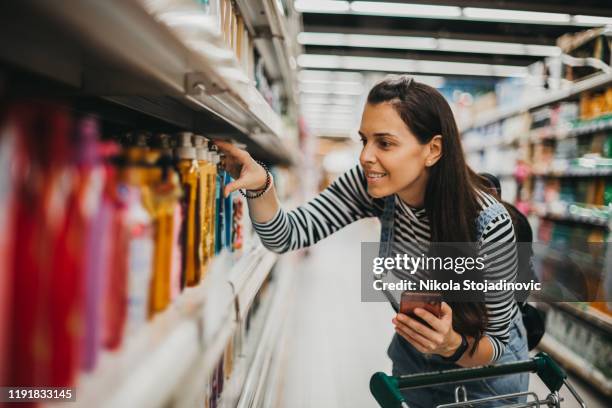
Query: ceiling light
351 2 461 18
298 32 437 49
299 79 363 87
294 0 349 13
298 70 364 82
299 89 364 96
297 54 527 77
298 32 560 57
299 82 363 95
295 2 608 27
572 15 612 26
462 8 570 24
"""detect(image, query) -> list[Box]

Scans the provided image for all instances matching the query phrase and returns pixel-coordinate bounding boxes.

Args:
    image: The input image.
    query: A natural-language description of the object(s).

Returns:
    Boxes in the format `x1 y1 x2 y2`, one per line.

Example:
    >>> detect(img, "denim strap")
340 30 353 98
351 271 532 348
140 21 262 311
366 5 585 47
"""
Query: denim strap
475 202 507 240
378 195 399 312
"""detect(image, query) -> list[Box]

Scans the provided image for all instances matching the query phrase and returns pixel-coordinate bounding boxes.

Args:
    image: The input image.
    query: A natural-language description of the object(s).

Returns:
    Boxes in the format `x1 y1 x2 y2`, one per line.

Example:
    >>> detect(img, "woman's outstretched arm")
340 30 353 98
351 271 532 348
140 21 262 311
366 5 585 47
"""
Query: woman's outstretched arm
215 141 377 253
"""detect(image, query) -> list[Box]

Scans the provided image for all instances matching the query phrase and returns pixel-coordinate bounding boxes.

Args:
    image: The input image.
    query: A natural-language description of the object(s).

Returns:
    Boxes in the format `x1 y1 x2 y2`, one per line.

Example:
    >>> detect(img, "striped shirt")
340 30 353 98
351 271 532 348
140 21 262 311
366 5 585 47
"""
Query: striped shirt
252 165 519 361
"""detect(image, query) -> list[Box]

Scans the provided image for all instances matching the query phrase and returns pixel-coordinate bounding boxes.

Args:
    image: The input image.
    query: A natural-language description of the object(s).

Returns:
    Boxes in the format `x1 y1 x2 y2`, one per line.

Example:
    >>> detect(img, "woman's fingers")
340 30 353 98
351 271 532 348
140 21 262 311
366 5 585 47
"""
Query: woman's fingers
214 140 250 163
396 314 443 345
224 179 245 197
413 308 444 332
394 323 433 352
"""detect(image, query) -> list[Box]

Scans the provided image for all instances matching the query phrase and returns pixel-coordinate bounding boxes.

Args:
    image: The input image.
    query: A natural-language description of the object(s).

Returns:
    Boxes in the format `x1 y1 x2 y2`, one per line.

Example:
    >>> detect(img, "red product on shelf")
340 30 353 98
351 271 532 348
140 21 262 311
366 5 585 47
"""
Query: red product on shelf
8 103 73 389
102 176 130 350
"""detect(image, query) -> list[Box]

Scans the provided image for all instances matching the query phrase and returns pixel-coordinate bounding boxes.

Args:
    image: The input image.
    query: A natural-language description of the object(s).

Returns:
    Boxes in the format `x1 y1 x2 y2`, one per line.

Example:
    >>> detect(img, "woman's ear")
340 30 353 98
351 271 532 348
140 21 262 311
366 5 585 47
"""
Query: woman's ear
425 135 443 167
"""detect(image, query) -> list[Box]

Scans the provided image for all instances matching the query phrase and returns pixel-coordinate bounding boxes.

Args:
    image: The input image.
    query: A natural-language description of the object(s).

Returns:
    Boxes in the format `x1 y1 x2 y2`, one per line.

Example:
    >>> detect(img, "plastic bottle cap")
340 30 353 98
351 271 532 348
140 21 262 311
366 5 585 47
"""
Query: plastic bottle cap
210 151 220 165
174 132 196 160
193 135 208 161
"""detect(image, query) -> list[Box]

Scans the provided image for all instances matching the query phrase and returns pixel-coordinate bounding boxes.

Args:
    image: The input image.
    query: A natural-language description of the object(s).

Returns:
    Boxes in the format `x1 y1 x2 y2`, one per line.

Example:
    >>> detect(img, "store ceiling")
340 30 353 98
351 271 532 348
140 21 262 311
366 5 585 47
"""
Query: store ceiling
295 0 612 137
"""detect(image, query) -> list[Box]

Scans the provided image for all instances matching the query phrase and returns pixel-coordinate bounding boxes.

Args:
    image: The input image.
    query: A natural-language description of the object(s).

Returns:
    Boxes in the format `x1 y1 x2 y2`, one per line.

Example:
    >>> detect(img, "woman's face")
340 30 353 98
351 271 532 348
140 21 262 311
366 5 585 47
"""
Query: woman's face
358 102 438 200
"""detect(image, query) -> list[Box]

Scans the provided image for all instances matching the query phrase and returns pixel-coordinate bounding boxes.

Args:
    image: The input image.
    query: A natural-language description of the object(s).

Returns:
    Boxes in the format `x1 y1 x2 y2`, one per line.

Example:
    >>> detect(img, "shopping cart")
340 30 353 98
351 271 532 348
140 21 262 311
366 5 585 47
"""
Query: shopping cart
370 352 586 407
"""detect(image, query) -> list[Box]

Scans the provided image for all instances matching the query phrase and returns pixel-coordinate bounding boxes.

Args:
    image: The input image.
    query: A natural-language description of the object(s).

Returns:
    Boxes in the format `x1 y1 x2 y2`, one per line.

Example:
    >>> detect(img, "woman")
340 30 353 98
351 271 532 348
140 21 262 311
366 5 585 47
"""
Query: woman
215 75 529 407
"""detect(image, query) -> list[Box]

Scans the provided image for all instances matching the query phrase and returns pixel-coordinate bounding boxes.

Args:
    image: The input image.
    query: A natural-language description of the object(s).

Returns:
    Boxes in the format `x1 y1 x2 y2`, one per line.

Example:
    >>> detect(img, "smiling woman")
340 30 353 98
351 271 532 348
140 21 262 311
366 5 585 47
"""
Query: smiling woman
215 75 527 407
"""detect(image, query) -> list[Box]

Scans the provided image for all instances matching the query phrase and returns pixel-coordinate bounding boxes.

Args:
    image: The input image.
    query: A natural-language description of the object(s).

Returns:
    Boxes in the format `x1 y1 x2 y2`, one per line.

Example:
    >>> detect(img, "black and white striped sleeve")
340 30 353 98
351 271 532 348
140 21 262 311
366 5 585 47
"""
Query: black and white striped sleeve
251 165 377 253
478 209 519 362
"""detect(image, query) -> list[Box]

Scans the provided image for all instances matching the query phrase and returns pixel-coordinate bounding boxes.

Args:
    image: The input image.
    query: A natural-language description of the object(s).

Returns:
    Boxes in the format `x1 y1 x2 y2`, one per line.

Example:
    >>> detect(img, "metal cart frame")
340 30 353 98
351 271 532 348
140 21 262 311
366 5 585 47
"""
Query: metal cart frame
370 352 586 407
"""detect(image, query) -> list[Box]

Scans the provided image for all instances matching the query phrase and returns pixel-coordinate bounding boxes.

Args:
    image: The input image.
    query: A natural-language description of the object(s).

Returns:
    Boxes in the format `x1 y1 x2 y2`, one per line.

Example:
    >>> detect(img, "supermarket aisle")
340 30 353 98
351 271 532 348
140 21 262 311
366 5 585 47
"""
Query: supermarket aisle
278 217 394 407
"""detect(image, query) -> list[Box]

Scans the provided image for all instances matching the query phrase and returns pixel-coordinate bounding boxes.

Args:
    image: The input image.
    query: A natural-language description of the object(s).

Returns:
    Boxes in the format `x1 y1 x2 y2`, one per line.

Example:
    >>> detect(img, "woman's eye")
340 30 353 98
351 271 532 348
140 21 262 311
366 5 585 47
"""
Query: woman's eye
378 140 391 148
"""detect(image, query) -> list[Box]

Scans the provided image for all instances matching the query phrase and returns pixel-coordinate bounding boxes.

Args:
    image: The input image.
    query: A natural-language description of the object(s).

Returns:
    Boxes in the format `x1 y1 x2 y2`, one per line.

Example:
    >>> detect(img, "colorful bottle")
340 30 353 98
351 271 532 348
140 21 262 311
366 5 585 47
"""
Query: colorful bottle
194 135 211 280
76 117 111 374
212 149 224 254
124 183 154 336
175 132 201 288
223 169 234 251
207 146 219 262
102 159 130 351
148 134 182 315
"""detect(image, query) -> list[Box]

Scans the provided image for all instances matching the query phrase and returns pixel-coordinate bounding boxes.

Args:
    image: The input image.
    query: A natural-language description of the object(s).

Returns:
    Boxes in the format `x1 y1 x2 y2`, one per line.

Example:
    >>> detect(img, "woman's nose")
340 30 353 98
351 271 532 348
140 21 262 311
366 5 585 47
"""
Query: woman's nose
360 143 376 165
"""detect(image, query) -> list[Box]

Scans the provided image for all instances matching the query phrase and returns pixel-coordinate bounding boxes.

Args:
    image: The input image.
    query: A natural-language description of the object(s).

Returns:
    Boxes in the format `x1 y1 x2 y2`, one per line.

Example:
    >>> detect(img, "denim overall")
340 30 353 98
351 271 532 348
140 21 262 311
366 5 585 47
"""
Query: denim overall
378 195 529 408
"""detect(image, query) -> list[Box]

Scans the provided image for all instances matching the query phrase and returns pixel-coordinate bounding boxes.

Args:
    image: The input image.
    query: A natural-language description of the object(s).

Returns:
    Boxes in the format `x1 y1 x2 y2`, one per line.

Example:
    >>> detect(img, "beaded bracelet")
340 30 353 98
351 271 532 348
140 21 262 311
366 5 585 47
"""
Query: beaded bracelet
239 160 271 199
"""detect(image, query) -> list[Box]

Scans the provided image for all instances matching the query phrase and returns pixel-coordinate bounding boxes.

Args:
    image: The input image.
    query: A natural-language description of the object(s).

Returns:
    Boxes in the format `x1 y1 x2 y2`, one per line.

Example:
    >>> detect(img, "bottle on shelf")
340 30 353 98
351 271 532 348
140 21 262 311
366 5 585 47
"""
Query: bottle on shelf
121 133 155 337
194 134 212 281
147 134 183 316
205 144 217 269
175 132 202 288
210 145 223 255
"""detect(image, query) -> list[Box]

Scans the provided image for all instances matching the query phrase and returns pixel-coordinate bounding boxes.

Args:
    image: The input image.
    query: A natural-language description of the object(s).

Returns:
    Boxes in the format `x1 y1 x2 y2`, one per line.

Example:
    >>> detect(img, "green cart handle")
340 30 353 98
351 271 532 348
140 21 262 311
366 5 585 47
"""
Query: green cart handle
370 352 566 408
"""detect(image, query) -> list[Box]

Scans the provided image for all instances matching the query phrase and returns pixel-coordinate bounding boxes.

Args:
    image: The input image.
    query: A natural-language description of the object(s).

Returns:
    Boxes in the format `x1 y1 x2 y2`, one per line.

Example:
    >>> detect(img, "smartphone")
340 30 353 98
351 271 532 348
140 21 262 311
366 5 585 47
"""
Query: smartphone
399 291 442 327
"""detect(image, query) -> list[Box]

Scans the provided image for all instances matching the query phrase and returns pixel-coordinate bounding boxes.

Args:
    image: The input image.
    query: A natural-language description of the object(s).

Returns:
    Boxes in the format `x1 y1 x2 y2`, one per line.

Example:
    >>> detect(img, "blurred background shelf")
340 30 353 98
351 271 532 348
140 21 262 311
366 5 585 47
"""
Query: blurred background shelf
463 72 612 132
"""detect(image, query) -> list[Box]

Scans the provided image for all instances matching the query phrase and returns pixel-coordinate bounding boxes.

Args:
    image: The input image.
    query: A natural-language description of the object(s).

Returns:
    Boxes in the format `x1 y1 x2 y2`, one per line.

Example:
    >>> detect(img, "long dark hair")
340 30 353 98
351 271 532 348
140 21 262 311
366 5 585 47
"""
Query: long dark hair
368 75 489 354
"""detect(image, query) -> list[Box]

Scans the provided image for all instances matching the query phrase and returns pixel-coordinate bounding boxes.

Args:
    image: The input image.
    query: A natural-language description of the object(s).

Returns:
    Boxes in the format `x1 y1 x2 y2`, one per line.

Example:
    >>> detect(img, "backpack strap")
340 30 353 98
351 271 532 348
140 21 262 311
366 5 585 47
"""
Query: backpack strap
475 202 507 241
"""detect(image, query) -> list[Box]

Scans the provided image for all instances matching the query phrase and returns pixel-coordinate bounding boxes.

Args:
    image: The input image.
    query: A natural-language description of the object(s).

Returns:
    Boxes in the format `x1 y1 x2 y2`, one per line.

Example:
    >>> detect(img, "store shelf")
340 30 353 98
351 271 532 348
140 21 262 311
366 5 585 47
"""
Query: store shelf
462 72 612 133
49 244 277 408
534 167 612 178
532 245 603 269
218 254 293 408
567 114 612 137
463 138 519 153
235 0 297 105
552 302 612 334
538 334 612 398
0 0 294 165
236 256 293 408
527 115 612 143
533 204 610 228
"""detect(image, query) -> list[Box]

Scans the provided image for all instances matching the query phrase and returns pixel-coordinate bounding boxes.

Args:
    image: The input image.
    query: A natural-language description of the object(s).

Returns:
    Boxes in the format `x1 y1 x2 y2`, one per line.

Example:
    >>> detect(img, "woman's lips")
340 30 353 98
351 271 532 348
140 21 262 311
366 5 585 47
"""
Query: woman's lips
365 172 388 183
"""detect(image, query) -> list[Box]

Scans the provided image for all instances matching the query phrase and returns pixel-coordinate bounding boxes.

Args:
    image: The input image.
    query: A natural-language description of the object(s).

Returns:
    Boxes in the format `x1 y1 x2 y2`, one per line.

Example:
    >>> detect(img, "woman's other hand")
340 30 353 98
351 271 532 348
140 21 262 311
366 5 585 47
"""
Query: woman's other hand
213 140 268 197
392 302 463 358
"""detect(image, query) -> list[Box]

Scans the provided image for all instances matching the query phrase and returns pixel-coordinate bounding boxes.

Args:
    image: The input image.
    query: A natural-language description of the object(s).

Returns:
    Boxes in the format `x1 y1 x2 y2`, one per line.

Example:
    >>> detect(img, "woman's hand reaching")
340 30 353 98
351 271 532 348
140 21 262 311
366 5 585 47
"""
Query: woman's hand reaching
392 302 463 358
213 140 268 198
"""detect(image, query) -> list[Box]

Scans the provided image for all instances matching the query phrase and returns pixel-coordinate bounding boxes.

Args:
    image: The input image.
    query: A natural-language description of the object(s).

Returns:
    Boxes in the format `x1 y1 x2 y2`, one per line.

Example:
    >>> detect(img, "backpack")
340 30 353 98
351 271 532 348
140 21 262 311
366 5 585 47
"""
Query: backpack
479 173 545 350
